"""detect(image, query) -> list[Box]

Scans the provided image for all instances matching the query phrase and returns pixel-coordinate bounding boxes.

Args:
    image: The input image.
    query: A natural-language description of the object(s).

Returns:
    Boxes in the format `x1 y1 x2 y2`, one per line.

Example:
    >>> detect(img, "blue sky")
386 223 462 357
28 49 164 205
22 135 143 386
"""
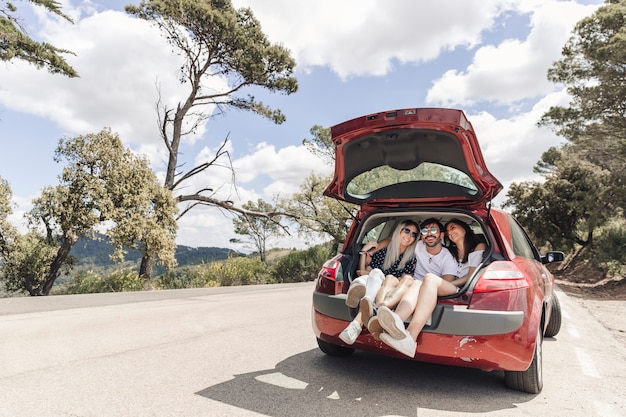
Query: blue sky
0 0 603 250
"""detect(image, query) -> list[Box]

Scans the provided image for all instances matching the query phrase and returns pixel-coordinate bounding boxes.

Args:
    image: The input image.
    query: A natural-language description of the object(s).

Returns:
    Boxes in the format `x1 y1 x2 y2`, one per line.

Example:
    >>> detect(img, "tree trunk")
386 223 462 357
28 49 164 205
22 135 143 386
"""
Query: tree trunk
139 253 154 280
40 232 78 295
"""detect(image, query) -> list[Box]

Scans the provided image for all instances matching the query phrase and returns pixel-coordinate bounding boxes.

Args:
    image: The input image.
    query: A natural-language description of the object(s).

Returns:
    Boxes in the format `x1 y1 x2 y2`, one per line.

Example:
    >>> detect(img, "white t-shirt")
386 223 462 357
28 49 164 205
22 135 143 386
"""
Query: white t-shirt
454 250 484 279
413 240 458 280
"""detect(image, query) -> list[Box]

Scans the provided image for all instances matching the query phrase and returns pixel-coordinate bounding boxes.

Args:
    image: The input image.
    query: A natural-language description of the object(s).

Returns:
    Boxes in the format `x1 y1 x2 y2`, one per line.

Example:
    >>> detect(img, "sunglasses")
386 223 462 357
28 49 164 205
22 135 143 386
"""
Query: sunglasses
402 227 418 238
420 227 439 236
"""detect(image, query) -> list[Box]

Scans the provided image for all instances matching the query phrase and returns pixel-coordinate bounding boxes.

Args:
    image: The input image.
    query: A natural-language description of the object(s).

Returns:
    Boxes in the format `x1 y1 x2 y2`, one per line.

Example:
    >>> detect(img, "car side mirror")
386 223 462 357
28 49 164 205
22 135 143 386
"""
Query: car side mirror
541 251 565 264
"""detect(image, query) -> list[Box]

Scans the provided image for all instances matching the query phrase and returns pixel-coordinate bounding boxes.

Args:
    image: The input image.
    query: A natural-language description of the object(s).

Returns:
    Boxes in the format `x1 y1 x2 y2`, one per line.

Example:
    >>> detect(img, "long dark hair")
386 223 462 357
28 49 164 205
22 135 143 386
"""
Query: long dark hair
445 219 479 264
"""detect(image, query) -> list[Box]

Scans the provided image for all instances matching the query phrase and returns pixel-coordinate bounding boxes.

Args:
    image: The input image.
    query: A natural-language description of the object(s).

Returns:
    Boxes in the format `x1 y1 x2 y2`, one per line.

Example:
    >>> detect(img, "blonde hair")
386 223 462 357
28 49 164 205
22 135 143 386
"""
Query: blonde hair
383 220 418 270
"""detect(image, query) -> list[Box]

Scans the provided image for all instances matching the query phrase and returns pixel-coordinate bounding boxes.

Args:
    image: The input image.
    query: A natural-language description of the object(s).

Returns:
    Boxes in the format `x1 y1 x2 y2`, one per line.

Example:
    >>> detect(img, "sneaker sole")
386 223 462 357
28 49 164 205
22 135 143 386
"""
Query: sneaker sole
345 284 366 308
378 308 407 340
367 317 383 341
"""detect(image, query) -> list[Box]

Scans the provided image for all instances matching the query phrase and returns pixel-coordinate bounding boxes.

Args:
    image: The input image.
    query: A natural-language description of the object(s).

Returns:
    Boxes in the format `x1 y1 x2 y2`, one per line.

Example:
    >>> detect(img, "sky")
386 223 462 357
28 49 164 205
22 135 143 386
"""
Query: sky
0 0 603 251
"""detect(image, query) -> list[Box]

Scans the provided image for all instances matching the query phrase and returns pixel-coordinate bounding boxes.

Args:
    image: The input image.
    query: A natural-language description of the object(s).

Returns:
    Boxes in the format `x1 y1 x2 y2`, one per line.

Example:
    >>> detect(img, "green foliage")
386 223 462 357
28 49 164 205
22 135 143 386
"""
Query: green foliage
63 269 144 294
0 0 78 76
280 173 356 253
593 217 626 274
1 231 58 295
504 151 613 251
302 125 334 164
0 129 178 295
231 199 283 264
270 244 333 283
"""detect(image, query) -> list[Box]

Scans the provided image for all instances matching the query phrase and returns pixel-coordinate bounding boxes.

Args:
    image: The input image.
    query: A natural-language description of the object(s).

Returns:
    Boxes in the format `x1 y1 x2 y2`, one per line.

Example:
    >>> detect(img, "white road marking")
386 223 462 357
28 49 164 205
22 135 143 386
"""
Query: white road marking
575 348 600 378
255 372 309 389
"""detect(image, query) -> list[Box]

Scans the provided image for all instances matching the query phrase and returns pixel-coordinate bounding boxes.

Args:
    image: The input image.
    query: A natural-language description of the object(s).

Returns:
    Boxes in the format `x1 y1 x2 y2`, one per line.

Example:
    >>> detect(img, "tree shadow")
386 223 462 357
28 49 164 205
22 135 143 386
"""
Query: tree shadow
196 348 536 416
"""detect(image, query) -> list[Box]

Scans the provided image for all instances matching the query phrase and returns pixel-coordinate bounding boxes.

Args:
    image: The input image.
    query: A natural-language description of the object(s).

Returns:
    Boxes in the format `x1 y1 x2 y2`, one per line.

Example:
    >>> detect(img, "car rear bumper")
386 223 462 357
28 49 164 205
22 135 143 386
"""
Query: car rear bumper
312 292 534 371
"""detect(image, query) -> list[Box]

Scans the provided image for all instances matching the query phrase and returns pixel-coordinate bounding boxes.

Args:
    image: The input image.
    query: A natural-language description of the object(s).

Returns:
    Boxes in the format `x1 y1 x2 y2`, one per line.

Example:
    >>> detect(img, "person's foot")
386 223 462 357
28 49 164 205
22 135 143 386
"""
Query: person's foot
377 306 408 340
339 320 362 345
380 332 416 358
346 281 366 308
367 316 383 340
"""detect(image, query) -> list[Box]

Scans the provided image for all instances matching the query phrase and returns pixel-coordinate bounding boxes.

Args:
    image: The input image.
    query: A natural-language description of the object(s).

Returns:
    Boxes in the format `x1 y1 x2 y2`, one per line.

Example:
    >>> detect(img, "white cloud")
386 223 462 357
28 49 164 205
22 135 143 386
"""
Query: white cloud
233 0 508 79
425 0 599 107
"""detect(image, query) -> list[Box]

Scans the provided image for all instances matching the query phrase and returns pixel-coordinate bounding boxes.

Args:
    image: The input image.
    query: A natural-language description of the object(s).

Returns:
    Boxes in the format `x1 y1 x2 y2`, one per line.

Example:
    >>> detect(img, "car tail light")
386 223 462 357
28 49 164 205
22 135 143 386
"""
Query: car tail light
316 254 344 295
319 255 341 281
473 261 529 293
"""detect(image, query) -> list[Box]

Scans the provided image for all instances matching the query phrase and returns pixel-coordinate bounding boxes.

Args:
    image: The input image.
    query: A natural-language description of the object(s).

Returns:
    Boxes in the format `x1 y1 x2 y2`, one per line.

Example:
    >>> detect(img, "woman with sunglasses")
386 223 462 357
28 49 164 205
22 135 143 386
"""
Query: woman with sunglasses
339 220 420 345
376 218 487 357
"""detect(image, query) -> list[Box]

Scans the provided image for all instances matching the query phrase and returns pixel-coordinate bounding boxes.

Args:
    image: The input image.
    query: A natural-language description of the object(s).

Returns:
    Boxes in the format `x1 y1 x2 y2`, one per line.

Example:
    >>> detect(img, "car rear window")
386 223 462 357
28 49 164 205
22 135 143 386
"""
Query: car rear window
346 162 478 199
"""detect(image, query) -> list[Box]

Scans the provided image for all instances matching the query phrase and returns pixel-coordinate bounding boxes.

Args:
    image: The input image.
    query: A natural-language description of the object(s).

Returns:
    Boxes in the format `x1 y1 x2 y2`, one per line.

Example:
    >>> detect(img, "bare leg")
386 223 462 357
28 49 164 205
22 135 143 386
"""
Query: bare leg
406 274 458 339
375 276 399 306
393 279 422 321
378 275 414 309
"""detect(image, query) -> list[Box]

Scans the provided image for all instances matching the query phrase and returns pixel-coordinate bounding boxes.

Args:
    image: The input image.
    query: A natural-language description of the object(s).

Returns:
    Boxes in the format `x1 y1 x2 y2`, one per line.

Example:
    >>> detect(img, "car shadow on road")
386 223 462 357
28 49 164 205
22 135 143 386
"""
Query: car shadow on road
196 347 538 416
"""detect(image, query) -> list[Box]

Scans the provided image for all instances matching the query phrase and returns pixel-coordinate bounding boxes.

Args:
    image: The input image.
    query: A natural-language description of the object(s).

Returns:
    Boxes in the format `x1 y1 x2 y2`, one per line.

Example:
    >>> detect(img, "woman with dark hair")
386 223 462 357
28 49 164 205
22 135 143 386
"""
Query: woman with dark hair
339 220 419 345
377 218 486 357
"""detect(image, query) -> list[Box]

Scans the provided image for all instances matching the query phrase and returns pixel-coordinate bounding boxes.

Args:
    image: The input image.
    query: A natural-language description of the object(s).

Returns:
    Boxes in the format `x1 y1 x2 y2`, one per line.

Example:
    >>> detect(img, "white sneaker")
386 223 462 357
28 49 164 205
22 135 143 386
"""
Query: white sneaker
339 320 362 345
377 306 408 340
380 332 416 358
346 281 366 308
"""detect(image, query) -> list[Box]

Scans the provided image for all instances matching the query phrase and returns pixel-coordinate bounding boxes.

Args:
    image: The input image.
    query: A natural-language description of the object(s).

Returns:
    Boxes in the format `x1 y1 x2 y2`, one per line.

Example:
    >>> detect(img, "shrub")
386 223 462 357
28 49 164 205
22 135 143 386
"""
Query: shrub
64 269 143 294
271 244 333 283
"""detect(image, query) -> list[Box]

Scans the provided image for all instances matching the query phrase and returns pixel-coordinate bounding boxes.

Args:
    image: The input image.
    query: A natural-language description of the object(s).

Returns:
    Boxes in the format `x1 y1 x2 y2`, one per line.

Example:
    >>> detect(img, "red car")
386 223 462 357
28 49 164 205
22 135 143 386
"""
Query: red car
311 108 563 394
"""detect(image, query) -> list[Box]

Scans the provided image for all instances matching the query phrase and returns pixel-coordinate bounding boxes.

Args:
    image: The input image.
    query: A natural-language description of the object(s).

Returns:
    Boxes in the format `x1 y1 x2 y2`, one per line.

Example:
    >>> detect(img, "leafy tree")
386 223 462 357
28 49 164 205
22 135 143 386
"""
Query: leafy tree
539 0 626 202
0 0 78 77
125 0 298 277
286 126 356 252
231 199 283 264
1 129 177 295
503 147 613 252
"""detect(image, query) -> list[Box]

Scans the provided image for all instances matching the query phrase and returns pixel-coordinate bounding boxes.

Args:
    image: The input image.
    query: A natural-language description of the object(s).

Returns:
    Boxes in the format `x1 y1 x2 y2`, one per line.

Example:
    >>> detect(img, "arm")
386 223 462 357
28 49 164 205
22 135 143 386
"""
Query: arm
356 237 391 276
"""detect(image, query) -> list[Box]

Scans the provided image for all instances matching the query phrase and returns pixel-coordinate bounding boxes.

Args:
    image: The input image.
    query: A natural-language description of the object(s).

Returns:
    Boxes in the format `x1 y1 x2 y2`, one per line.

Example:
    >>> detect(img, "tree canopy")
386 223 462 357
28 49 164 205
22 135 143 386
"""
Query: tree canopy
1 129 178 295
125 0 298 277
506 0 625 275
0 0 78 77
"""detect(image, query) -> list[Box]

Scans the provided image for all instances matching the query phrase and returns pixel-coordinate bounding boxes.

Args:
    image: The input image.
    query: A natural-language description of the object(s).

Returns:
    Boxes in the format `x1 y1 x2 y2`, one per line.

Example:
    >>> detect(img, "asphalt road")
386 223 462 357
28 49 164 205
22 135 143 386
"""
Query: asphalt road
0 282 625 417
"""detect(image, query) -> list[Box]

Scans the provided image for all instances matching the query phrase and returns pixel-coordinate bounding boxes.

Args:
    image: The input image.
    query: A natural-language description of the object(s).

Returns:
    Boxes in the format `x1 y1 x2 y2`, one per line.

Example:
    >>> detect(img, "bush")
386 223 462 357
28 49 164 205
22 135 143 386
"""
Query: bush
63 269 143 294
271 244 333 283
594 221 626 275
207 256 270 286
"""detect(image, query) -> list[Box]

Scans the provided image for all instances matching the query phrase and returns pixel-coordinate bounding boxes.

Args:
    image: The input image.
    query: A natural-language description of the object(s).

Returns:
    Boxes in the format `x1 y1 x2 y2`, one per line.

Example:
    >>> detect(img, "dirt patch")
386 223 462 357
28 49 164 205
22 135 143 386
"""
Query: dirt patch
552 258 626 301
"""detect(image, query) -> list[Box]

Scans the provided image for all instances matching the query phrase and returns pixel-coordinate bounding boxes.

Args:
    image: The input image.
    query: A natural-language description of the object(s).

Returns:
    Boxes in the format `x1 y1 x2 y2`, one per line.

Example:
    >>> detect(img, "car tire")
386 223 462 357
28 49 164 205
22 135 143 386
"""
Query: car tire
316 337 354 357
544 293 562 338
504 326 543 394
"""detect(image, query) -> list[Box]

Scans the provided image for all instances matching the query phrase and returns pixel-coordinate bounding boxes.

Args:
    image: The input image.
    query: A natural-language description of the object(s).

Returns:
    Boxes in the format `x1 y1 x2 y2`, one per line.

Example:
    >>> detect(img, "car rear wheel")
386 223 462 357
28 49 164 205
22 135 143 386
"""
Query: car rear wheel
544 293 562 337
316 338 354 357
504 326 543 394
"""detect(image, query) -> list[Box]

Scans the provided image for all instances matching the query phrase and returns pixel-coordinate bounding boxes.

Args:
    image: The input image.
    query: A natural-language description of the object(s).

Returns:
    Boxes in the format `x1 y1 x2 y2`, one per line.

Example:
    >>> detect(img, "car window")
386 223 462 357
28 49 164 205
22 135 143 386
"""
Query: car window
346 162 478 198
508 216 536 260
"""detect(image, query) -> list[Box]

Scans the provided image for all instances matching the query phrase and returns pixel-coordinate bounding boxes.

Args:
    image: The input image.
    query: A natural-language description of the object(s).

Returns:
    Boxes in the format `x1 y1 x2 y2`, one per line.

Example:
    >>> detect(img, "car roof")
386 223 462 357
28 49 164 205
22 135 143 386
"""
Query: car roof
324 108 502 209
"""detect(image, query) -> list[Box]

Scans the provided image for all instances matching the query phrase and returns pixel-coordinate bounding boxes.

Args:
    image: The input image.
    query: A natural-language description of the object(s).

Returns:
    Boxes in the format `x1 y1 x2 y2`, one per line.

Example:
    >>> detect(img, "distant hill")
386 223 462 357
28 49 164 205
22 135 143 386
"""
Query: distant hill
70 234 241 273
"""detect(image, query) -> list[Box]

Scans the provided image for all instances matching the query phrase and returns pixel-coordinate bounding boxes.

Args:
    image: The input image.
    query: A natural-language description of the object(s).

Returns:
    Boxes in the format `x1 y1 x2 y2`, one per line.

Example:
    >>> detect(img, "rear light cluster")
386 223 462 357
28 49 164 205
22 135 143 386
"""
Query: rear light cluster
319 255 341 281
316 254 344 295
473 261 529 293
